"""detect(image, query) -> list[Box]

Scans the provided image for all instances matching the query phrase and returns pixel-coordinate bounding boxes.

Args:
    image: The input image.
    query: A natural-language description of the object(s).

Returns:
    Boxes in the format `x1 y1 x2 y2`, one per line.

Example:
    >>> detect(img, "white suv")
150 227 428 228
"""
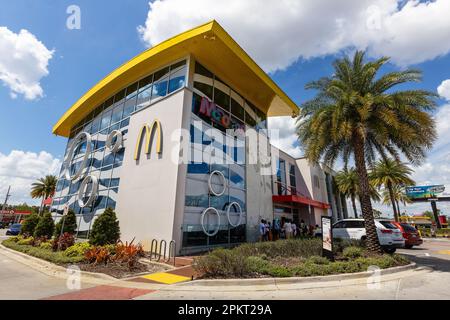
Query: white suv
332 219 405 253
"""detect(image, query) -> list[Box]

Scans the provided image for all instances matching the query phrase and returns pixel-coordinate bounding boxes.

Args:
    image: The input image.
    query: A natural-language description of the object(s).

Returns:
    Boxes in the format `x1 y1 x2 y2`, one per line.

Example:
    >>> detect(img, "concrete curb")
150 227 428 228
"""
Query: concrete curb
178 262 417 287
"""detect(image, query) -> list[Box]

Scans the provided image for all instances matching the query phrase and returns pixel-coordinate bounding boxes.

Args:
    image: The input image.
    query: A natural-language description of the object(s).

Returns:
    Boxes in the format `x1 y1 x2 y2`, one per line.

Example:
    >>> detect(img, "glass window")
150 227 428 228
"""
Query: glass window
231 90 245 120
151 67 170 103
104 97 114 111
139 74 153 91
123 96 136 118
136 84 152 111
126 82 138 99
195 62 213 78
214 78 230 110
194 81 213 100
114 89 126 105
111 103 124 125
168 60 186 94
100 110 112 131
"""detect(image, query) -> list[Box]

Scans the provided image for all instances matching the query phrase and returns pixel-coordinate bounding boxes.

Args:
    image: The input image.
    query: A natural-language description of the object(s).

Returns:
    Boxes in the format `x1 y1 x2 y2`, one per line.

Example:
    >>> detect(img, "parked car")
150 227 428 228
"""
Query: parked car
5 223 22 236
390 221 423 249
333 219 405 253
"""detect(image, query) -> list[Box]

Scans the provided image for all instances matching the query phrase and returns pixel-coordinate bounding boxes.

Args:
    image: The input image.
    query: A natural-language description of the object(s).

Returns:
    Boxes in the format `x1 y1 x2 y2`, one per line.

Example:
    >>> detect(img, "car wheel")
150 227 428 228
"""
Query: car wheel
383 247 396 254
405 245 413 249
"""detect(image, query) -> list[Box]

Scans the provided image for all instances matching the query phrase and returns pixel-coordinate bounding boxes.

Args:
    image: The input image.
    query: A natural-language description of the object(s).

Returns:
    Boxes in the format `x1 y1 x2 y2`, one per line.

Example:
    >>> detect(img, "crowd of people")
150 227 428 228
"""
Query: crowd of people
259 218 322 242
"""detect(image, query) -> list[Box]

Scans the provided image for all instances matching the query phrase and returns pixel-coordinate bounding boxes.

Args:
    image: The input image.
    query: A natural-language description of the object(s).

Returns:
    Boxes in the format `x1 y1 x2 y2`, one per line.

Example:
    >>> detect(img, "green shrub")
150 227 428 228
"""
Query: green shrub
17 237 34 246
34 213 55 238
64 242 92 257
39 242 52 250
305 256 331 265
89 208 120 246
54 210 78 237
20 213 40 236
234 238 322 259
343 246 365 259
266 266 293 277
2 239 84 264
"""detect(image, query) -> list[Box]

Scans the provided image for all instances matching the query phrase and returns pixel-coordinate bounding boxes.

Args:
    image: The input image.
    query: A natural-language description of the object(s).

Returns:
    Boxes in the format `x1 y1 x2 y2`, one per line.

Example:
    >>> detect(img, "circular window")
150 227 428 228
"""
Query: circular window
77 175 99 208
201 207 221 237
106 130 123 153
208 170 227 196
226 202 243 227
65 132 92 181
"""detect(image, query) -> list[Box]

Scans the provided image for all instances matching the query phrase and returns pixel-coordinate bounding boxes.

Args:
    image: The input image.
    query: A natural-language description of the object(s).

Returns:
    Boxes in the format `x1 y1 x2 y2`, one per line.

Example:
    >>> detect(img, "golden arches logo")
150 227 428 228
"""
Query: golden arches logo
134 120 162 161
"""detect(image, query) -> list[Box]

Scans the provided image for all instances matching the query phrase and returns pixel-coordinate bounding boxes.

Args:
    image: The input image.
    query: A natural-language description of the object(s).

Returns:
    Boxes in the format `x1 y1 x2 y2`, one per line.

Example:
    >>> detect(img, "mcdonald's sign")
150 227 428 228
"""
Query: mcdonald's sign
134 120 163 161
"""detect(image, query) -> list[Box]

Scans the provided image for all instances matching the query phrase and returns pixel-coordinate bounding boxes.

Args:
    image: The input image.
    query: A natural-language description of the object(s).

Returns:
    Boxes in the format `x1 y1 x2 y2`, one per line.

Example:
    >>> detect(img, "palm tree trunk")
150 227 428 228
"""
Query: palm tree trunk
387 182 399 222
353 136 382 253
351 195 358 218
396 200 401 218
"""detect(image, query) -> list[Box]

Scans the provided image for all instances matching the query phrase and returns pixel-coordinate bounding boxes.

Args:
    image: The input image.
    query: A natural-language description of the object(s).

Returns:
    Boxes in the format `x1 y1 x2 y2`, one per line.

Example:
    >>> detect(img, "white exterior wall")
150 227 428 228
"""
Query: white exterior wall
115 90 186 250
245 133 274 242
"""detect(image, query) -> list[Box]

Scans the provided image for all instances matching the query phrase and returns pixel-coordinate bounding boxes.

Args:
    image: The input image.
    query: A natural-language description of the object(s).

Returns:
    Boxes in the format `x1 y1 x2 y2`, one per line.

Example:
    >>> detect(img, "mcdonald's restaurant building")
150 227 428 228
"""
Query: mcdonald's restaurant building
51 21 348 255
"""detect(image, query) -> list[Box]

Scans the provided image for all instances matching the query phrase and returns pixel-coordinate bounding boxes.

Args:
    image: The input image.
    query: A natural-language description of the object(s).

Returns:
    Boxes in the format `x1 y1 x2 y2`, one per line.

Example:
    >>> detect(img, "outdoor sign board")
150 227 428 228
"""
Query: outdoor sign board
406 185 450 201
321 216 333 260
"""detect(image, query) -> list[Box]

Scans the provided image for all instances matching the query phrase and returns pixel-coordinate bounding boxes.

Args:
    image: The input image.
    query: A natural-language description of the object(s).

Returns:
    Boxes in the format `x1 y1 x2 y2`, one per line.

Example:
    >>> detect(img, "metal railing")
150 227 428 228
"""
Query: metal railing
149 238 176 266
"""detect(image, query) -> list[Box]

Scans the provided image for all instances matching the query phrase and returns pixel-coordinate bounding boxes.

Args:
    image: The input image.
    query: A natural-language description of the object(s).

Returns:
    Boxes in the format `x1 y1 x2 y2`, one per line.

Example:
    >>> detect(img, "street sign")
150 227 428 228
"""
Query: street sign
321 216 334 261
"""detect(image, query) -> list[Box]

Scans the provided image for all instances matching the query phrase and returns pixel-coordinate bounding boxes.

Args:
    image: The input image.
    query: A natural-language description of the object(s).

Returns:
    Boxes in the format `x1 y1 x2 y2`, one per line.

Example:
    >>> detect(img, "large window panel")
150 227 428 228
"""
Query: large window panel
151 66 170 103
168 60 186 94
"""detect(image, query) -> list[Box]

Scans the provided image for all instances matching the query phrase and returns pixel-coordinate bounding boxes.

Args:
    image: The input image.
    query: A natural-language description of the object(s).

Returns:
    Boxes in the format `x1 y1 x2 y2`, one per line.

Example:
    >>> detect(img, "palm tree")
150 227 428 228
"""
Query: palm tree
381 184 412 219
370 159 415 222
336 167 380 218
297 51 437 253
30 175 57 214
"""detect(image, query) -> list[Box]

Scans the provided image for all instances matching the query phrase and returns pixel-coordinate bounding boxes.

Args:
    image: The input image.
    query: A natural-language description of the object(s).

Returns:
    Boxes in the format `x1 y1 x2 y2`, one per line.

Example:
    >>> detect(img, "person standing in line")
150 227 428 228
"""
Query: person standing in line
284 220 293 239
292 221 297 238
259 219 266 242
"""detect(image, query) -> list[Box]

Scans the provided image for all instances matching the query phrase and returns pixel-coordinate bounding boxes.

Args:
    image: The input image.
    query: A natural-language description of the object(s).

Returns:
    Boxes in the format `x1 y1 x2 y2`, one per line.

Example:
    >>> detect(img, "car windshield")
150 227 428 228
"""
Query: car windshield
378 221 398 229
401 224 417 232
12 224 21 228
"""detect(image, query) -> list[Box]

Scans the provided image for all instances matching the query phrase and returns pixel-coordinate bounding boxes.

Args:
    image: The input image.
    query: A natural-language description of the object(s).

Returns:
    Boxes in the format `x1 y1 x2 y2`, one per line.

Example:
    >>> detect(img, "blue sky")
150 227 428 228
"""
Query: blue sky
1 0 450 215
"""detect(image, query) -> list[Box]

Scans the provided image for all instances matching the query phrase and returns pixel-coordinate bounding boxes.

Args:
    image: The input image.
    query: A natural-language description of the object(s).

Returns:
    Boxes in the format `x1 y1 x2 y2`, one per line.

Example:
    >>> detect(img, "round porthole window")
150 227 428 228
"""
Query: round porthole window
208 170 227 196
106 130 123 153
65 131 92 181
77 175 99 208
201 207 220 237
226 202 243 227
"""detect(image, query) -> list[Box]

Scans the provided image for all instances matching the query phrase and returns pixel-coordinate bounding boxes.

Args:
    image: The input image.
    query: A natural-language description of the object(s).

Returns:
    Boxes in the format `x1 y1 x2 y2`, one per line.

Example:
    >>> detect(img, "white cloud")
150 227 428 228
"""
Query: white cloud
438 80 450 101
138 0 450 72
0 150 61 205
0 27 53 100
268 116 303 158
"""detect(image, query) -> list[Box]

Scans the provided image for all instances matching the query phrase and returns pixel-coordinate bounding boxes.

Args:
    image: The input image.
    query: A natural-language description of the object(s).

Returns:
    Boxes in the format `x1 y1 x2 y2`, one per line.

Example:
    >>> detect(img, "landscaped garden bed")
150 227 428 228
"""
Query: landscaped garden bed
193 238 410 279
1 207 168 279
2 236 169 279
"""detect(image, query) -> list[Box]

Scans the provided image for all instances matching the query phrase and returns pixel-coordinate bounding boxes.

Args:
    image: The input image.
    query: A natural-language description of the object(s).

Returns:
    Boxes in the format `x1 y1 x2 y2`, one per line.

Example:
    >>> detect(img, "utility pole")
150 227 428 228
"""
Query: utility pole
1 186 11 213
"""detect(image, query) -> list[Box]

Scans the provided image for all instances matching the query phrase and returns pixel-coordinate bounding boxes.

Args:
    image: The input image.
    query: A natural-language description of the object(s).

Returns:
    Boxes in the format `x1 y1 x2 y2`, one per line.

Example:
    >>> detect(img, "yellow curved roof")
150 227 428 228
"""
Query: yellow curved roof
53 20 299 137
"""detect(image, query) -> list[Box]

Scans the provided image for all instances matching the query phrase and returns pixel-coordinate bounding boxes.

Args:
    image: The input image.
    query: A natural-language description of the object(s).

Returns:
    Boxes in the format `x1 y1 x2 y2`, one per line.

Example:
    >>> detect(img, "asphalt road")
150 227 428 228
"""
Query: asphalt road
1 228 450 300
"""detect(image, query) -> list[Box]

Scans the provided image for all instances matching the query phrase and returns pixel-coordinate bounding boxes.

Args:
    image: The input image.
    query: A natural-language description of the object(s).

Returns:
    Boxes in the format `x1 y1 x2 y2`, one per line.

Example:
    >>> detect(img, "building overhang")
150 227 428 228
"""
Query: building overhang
52 20 300 137
272 195 331 210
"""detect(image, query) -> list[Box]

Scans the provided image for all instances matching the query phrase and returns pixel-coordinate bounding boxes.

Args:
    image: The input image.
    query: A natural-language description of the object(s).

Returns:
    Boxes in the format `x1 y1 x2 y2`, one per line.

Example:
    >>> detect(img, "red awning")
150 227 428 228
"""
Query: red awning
43 197 53 205
273 195 331 210
0 210 32 215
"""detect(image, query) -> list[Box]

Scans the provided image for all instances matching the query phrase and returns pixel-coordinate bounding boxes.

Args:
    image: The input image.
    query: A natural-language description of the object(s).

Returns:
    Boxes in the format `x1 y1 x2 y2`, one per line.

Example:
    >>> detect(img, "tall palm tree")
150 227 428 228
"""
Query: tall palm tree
336 167 381 218
30 175 57 214
381 184 412 219
297 51 437 253
335 168 359 218
370 159 415 222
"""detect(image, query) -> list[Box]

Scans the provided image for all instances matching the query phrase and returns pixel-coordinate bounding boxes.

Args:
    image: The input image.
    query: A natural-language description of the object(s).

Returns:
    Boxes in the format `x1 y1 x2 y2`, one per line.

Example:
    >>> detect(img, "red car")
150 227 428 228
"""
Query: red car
391 222 423 249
